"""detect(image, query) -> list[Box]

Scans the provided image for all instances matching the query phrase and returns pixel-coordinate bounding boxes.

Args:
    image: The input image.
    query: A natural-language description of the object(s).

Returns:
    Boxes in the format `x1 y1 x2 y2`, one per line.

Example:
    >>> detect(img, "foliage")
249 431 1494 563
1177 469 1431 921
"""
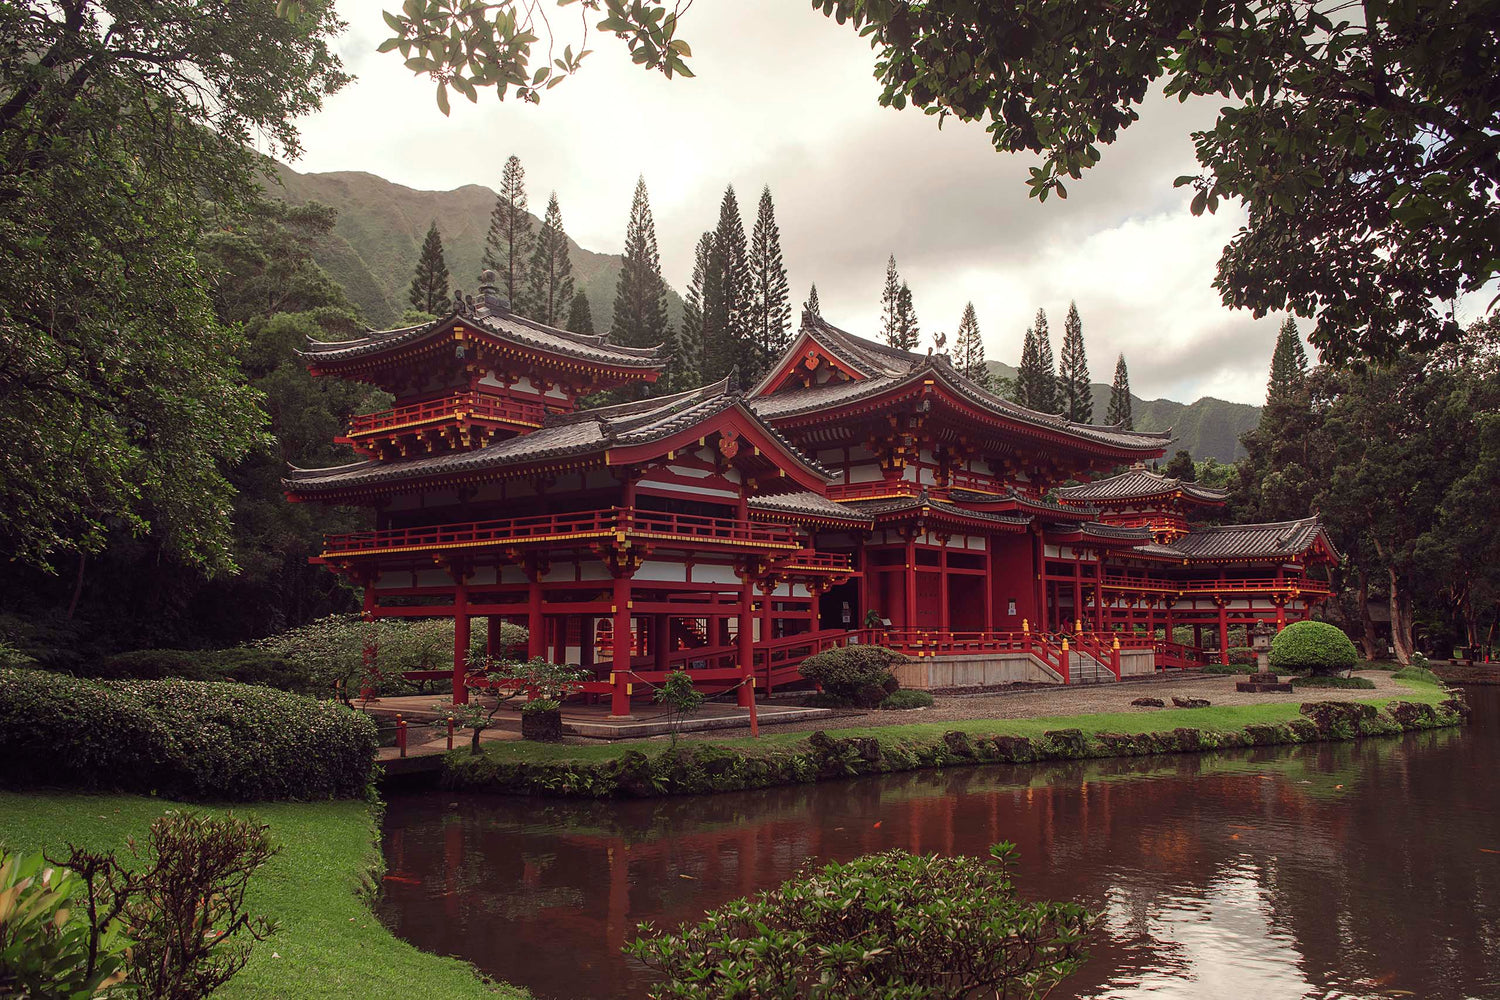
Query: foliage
1163 449 1196 482
0 850 130 999
94 648 318 696
803 283 821 320
1392 665 1443 686
440 656 587 752
527 193 575 326
669 232 712 392
879 255 903 349
0 669 377 801
1058 302 1092 423
0 642 34 670
702 187 751 381
747 186 791 379
1227 645 1256 666
481 155 533 308
408 221 451 313
1106 354 1133 429
567 289 595 334
611 176 671 350
953 302 989 388
627 843 1092 999
1290 675 1375 690
880 689 934 710
1268 621 1359 676
798 645 906 707
653 670 705 748
1017 309 1058 413
1200 662 1252 675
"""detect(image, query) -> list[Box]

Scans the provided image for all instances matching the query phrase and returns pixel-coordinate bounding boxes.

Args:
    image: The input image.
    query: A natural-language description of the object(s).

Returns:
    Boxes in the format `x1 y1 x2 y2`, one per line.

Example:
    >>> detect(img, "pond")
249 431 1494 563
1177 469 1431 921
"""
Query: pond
378 687 1500 1000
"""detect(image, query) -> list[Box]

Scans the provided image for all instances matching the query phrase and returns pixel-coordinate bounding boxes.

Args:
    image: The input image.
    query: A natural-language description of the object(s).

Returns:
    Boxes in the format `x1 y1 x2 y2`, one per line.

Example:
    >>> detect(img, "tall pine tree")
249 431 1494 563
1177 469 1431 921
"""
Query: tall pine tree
670 231 714 391
1267 317 1309 403
1018 308 1059 412
879 255 902 348
747 186 791 377
481 155 532 309
1058 300 1092 423
610 176 671 349
526 192 574 326
567 289 594 334
1107 353 1133 428
408 220 450 313
892 282 920 351
1017 326 1039 406
954 302 990 387
804 283 821 319
702 186 750 382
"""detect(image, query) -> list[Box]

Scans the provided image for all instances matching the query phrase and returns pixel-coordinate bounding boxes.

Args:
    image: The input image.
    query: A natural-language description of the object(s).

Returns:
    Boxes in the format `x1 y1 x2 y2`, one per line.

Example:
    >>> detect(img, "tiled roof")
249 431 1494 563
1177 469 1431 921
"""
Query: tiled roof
1137 516 1336 562
301 293 664 370
750 491 874 524
751 317 1170 453
285 378 830 495
949 487 1100 519
1079 522 1154 541
1055 468 1228 504
846 492 1032 528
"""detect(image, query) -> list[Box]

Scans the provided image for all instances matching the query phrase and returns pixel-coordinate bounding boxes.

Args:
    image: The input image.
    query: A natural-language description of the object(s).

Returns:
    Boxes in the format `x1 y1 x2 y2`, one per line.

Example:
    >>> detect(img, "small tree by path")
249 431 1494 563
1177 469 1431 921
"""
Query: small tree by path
654 670 704 748
439 656 588 753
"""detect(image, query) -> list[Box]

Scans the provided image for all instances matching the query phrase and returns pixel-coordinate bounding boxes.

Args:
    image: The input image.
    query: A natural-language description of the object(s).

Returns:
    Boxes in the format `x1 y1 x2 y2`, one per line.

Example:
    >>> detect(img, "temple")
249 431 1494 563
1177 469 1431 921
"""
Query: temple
285 275 1337 710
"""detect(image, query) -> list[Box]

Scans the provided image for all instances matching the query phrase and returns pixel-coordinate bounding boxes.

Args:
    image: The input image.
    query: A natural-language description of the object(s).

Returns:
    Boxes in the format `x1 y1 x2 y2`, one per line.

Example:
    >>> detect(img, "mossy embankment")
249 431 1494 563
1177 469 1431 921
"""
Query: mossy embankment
443 680 1468 799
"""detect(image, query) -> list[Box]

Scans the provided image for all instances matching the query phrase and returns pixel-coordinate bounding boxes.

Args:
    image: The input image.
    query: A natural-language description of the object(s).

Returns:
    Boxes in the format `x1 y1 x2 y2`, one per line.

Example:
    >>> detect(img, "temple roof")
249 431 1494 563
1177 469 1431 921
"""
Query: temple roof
749 491 874 525
300 290 665 371
752 317 1170 454
1135 516 1338 562
846 491 1033 529
949 486 1100 520
1055 468 1229 505
285 377 830 496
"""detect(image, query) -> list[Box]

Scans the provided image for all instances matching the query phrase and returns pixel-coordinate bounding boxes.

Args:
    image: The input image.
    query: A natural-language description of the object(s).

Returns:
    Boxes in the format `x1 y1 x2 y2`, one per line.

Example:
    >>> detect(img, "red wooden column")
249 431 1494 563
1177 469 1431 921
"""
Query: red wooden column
1093 555 1105 631
452 581 470 705
737 578 755 708
526 560 545 660
982 534 995 632
938 536 950 632
1216 598 1230 664
609 572 633 717
903 529 917 630
1071 552 1083 633
1032 529 1047 631
1276 598 1287 630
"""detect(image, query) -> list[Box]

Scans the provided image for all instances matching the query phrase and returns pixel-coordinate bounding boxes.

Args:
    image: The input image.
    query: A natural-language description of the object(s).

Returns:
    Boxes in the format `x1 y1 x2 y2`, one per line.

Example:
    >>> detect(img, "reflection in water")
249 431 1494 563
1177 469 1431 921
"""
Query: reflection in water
379 689 1500 1000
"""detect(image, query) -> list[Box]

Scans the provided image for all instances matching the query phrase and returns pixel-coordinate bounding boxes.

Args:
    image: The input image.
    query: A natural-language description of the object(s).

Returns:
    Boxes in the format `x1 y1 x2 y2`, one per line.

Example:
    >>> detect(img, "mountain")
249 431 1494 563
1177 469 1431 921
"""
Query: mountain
266 162 685 333
985 361 1260 462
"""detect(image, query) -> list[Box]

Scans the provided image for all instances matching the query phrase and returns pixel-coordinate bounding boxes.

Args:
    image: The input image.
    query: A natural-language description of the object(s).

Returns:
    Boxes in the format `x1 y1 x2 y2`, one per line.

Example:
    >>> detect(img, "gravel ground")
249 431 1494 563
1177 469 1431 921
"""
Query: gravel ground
729 670 1407 738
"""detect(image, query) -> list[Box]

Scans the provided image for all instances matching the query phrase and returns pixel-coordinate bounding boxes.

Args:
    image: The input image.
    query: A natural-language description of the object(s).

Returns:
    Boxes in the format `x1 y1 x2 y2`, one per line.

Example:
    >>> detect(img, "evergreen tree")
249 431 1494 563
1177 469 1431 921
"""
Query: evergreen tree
1267 317 1310 403
1017 308 1058 412
1016 326 1038 407
670 231 714 391
954 302 990 387
804 283 821 319
567 289 594 334
747 186 791 377
481 155 533 309
408 220 450 313
1058 301 1092 423
1107 353 1133 429
526 192 575 326
611 176 671 349
879 255 902 347
891 281 920 352
702 186 751 382
1164 449 1196 481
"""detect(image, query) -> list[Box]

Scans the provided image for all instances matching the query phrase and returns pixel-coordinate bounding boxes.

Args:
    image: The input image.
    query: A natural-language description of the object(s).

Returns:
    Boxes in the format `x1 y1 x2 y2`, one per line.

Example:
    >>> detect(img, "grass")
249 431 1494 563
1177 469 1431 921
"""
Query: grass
0 793 523 1000
462 676 1453 768
1393 666 1445 685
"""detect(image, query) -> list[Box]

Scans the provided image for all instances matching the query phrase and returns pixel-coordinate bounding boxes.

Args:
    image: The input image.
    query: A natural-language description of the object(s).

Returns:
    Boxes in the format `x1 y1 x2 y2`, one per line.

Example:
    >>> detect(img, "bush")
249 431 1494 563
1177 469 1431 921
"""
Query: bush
627 844 1092 999
798 645 908 707
1392 665 1444 685
880 689 934 710
1201 662 1253 675
1289 675 1376 690
0 669 377 801
0 850 130 997
1227 646 1256 665
798 692 854 709
1268 621 1359 675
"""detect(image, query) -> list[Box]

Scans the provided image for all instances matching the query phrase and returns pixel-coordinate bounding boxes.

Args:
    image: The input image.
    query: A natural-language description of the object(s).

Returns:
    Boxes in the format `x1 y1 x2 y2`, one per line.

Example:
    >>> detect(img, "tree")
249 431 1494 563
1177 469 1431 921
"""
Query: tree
1268 318 1310 404
669 232 714 392
567 290 594 334
879 255 903 349
527 193 575 326
1059 301 1092 423
803 283 821 319
481 155 532 309
653 669 705 749
408 221 451 314
628 843 1092 1000
387 3 1500 362
701 187 750 382
892 282 920 353
953 302 990 388
611 176 670 349
747 186 792 377
0 0 347 576
1107 354 1133 429
1018 309 1058 413
1164 450 1196 482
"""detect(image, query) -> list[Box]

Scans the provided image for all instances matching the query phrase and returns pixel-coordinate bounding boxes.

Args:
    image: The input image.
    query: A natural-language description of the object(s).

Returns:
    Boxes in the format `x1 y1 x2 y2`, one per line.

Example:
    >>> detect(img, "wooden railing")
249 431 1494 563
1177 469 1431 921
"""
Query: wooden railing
770 549 855 573
322 507 799 558
1101 575 1332 595
1154 639 1208 669
825 480 922 501
347 391 548 436
941 469 1006 495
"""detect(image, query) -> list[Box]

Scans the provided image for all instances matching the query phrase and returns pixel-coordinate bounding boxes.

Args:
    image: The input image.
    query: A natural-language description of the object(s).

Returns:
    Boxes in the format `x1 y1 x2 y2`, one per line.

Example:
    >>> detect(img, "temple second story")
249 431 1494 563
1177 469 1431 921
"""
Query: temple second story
1055 467 1229 542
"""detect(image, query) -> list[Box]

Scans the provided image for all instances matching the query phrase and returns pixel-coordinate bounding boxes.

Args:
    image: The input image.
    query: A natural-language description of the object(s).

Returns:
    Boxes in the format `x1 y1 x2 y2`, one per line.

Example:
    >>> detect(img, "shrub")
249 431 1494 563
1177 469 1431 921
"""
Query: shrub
880 689 934 710
1392 665 1443 685
798 645 907 707
1268 621 1359 675
0 640 34 670
1290 675 1376 690
0 669 377 801
798 692 854 709
1227 646 1256 665
1200 662 1253 675
627 843 1092 999
0 850 130 997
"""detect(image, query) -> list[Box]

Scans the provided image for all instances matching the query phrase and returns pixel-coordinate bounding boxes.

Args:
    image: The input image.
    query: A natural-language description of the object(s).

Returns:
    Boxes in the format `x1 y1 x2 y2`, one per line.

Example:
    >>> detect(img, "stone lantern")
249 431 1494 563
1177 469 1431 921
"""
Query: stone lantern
1251 620 1275 672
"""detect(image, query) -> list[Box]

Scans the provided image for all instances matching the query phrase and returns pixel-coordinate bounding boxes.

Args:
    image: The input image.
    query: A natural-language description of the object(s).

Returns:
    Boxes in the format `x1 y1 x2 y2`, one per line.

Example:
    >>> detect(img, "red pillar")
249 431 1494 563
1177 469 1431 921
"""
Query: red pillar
903 531 917 630
737 579 755 708
610 573 632 717
982 535 995 633
526 571 544 660
1217 600 1230 665
1276 600 1287 630
1072 553 1083 633
1094 556 1104 631
452 584 470 705
1032 530 1046 632
938 540 950 632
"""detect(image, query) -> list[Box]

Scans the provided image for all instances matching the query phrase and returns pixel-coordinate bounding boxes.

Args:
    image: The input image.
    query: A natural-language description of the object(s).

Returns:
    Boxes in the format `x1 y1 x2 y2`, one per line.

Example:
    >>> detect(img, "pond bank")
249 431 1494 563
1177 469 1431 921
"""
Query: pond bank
441 679 1466 799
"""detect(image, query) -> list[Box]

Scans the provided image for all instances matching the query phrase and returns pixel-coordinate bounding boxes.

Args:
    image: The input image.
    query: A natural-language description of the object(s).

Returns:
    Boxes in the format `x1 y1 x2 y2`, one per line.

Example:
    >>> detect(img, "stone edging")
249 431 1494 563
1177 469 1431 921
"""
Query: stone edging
440 696 1471 800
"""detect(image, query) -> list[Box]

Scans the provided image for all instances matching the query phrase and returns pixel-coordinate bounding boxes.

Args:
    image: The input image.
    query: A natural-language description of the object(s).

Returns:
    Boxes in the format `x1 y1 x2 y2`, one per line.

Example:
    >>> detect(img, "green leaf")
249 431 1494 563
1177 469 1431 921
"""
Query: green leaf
436 81 450 116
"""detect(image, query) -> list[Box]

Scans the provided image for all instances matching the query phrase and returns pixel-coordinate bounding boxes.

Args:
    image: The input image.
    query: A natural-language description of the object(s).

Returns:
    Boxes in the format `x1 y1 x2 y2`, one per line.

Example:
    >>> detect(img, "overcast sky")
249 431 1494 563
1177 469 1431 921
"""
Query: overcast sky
288 1 1313 406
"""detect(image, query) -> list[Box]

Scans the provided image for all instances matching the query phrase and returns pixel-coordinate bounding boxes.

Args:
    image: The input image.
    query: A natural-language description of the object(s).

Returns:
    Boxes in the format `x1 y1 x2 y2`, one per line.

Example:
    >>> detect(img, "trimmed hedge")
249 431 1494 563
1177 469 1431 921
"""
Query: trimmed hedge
93 648 325 695
0 669 377 801
1268 621 1359 675
1200 662 1254 675
1290 675 1376 690
880 690 934 710
799 645 908 707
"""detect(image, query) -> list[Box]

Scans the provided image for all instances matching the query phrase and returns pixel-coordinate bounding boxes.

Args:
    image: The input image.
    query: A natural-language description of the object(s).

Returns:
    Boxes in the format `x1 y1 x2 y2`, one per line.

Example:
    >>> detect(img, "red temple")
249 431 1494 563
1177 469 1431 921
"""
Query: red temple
286 278 1336 711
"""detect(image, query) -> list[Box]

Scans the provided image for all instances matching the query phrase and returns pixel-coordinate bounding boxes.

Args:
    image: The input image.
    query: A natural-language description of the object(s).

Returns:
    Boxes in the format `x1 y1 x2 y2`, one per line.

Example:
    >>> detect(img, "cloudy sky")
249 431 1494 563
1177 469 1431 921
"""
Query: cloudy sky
289 0 1306 406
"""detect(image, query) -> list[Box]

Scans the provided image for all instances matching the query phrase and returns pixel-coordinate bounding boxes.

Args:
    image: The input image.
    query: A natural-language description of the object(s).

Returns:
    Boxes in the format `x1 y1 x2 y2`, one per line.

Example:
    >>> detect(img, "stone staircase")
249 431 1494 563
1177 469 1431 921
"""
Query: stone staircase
1069 650 1118 685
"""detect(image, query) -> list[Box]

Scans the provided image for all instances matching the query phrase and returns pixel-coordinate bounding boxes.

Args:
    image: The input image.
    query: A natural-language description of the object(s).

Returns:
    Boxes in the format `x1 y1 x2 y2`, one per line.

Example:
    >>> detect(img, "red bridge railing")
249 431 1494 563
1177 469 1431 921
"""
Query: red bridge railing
347 391 548 437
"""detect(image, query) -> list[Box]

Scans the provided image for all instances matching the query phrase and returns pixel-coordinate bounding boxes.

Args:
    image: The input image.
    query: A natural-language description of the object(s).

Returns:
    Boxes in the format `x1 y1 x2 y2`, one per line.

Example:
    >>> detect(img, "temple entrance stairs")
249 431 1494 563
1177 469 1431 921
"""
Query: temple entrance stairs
1068 651 1118 685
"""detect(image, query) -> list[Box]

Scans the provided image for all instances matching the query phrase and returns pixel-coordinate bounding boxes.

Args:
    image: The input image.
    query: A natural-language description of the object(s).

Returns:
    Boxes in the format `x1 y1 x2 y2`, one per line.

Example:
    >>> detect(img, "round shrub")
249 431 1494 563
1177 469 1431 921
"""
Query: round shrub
1268 621 1359 675
0 669 377 801
880 689 934 710
798 645 909 707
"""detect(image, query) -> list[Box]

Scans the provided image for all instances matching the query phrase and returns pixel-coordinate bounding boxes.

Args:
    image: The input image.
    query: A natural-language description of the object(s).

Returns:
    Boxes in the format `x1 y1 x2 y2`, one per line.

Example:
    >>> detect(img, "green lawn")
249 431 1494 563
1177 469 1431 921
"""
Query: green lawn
466 676 1452 767
0 793 523 1000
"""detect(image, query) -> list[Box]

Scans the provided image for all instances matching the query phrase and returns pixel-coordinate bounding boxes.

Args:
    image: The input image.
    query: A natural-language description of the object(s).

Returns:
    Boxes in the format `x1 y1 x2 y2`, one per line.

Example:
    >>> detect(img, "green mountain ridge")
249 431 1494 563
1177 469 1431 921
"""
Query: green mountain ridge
985 360 1259 463
267 161 685 333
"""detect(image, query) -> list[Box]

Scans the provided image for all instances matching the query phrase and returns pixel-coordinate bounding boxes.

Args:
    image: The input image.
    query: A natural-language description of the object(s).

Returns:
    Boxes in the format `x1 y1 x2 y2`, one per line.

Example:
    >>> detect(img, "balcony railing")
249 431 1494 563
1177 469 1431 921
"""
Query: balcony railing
1100 575 1331 595
825 480 923 502
770 549 855 574
347 391 548 438
321 507 799 559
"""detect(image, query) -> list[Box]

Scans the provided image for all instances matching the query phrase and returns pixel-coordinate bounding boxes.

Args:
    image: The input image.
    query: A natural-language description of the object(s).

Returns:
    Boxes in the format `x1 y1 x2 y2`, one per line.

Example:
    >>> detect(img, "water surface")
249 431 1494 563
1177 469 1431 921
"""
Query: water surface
379 688 1500 999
